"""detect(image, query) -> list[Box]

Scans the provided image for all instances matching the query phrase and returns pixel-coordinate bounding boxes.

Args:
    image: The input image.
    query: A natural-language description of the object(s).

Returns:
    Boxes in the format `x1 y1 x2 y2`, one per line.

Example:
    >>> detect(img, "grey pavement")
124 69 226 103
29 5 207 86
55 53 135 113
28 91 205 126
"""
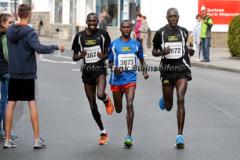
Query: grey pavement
39 36 240 73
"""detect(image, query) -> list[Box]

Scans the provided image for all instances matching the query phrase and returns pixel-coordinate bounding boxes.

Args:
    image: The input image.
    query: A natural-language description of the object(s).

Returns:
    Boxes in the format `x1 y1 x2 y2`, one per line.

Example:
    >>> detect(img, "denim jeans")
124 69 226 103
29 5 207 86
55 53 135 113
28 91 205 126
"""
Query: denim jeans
0 73 9 130
201 38 211 61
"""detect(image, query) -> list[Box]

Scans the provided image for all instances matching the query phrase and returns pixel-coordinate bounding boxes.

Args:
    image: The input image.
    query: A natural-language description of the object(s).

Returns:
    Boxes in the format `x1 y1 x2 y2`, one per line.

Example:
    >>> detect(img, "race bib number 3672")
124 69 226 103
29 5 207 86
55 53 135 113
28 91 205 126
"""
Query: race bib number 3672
164 42 183 59
118 54 136 70
84 46 101 63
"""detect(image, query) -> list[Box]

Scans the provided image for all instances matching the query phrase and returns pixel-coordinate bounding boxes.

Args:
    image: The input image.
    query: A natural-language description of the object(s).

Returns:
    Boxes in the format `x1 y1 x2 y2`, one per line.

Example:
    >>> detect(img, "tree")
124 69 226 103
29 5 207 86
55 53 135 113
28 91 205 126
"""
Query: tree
228 15 240 57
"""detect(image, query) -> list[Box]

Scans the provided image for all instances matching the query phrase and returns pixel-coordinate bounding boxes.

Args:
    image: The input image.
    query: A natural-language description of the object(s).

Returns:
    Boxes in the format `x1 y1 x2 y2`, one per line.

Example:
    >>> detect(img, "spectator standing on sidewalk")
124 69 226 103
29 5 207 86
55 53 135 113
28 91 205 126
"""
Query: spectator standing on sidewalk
0 13 14 139
140 15 149 56
200 5 213 62
192 14 202 61
3 4 64 149
133 13 142 44
99 15 107 31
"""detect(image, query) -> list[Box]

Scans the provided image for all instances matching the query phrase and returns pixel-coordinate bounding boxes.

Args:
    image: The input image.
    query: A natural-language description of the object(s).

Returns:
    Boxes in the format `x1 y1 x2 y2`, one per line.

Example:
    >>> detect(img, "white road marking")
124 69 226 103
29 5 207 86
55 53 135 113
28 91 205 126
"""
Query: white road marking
54 54 72 59
195 93 240 124
39 58 76 64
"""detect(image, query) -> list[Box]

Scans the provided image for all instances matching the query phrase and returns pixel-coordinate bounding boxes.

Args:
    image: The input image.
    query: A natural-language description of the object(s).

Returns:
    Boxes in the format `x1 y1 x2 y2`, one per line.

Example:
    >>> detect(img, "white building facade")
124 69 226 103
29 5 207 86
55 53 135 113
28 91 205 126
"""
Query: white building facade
2 0 238 46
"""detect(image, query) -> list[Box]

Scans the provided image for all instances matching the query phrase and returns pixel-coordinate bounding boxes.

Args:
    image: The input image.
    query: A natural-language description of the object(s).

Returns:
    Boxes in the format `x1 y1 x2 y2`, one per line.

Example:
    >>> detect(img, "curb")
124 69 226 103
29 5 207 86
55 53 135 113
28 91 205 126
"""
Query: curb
191 62 240 73
145 58 240 73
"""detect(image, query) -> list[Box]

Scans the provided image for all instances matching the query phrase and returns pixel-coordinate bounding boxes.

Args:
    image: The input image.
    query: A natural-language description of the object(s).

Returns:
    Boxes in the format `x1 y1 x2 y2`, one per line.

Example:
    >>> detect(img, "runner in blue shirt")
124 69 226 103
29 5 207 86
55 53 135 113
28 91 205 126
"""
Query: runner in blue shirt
108 20 149 147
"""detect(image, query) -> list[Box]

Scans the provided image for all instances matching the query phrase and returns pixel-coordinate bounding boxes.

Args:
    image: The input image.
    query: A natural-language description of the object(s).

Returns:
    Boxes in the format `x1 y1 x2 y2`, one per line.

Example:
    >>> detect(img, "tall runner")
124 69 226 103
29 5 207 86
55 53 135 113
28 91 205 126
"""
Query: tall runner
72 13 114 145
108 20 149 148
152 8 194 149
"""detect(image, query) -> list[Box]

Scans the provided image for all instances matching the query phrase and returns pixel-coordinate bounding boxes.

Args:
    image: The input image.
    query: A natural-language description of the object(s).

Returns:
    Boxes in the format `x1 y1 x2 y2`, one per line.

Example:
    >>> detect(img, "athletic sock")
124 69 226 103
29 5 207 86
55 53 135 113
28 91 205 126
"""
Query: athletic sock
103 94 108 102
101 129 107 134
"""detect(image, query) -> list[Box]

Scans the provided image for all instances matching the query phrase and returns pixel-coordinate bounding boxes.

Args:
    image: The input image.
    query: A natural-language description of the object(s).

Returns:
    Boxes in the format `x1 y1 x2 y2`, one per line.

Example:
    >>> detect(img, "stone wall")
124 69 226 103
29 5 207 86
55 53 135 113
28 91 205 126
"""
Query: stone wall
211 32 228 48
31 12 72 40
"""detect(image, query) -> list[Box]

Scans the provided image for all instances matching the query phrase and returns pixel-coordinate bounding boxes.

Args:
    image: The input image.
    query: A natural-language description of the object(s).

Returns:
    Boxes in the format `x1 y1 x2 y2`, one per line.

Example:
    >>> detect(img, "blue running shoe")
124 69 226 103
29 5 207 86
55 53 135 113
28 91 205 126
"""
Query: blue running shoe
124 135 133 148
175 135 184 149
159 97 165 110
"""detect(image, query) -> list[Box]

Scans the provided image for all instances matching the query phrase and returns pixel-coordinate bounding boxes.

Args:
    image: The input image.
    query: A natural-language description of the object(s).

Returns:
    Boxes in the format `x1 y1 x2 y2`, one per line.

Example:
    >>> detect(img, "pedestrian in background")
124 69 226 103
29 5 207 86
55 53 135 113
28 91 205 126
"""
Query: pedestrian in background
99 14 107 31
192 14 202 61
3 4 64 149
200 5 213 62
140 15 149 56
0 13 14 139
133 13 142 44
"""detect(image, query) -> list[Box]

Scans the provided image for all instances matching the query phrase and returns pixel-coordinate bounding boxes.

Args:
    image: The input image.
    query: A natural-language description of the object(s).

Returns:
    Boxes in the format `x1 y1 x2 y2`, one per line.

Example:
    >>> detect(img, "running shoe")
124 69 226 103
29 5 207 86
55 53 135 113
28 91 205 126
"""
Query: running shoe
33 137 46 149
124 135 133 148
99 133 109 145
175 135 184 149
3 139 16 149
159 97 165 110
105 94 114 115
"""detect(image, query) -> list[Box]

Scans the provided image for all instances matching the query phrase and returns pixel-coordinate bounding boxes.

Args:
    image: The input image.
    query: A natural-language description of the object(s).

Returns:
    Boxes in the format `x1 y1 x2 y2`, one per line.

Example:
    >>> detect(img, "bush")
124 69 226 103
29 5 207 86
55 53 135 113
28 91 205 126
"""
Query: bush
228 15 240 57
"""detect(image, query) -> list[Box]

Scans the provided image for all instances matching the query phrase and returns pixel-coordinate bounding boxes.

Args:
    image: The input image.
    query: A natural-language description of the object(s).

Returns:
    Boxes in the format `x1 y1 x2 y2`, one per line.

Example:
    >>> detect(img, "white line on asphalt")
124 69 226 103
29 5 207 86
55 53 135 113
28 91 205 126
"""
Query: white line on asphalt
207 101 240 124
54 54 72 59
72 68 80 71
196 95 240 124
40 58 76 64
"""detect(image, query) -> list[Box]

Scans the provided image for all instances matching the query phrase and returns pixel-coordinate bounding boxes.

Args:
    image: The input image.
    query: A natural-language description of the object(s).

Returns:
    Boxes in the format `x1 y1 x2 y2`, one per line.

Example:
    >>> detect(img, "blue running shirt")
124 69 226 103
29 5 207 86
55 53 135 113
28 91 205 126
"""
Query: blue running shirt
108 38 144 85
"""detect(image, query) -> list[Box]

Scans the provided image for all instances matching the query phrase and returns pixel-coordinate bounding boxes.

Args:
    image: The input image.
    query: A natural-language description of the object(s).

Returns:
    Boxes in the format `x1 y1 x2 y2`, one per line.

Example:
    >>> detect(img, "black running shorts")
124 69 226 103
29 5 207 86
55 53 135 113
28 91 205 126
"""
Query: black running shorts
82 65 107 85
8 78 36 101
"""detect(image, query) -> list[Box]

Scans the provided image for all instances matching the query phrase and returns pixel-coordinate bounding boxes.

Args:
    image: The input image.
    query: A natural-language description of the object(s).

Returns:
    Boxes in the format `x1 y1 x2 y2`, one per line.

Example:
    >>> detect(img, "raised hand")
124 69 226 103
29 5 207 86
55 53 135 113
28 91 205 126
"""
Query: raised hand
58 44 65 53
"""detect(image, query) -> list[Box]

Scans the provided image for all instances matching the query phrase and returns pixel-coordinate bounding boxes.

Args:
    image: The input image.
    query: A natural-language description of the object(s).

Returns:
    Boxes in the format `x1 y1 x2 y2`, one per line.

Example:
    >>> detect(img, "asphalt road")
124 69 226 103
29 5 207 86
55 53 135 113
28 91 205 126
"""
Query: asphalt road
0 52 240 160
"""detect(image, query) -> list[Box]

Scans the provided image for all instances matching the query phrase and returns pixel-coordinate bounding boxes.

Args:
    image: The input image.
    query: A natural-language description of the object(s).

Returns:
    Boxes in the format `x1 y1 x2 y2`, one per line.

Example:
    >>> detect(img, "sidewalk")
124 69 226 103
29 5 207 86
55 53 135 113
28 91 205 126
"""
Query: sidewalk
39 36 240 73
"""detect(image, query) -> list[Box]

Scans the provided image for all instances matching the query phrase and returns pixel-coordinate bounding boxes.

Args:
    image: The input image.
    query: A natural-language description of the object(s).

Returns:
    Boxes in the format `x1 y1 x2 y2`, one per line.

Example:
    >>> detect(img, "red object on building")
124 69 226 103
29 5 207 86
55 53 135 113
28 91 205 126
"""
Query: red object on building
198 0 240 24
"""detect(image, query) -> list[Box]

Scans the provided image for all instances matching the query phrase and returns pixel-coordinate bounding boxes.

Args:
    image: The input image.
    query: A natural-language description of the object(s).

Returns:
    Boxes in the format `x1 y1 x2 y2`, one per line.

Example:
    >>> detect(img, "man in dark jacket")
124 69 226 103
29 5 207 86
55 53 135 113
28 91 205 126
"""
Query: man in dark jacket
3 4 64 149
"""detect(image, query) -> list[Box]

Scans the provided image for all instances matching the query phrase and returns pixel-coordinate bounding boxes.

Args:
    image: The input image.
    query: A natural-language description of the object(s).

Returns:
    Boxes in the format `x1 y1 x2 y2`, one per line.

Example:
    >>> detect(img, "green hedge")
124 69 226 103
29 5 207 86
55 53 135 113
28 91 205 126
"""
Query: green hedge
228 15 240 57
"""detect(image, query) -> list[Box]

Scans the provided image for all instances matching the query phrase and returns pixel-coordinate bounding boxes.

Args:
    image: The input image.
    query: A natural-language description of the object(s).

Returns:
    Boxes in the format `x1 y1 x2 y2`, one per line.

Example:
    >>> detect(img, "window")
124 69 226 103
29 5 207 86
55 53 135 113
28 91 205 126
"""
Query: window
22 0 32 5
0 2 8 13
96 0 119 26
54 0 62 23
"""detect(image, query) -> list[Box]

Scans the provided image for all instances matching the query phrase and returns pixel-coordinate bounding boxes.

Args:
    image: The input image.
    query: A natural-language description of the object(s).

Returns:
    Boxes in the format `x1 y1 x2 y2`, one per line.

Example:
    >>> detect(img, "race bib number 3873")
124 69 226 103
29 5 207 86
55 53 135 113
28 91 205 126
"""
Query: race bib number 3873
84 45 101 63
164 42 183 59
118 54 136 70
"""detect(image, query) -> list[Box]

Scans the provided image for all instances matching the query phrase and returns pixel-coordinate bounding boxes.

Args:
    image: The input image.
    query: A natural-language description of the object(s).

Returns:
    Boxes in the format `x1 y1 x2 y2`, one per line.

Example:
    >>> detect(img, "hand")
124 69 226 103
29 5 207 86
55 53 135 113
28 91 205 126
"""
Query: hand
143 72 149 79
79 50 87 59
188 49 195 56
114 67 123 75
58 44 64 53
163 47 171 55
97 52 106 59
